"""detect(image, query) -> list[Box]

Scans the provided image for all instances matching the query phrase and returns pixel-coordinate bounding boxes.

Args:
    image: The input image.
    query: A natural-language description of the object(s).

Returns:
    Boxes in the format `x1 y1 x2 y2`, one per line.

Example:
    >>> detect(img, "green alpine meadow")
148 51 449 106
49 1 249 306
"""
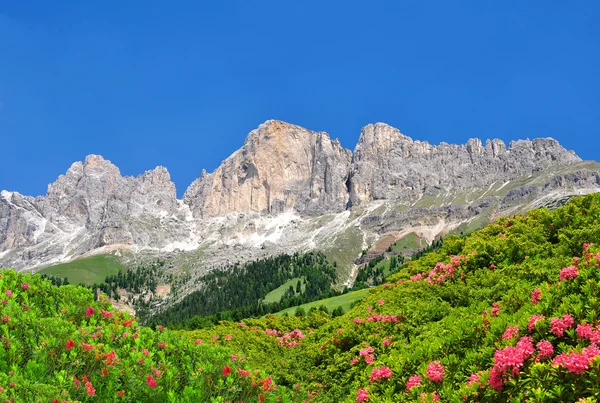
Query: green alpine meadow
2 193 600 402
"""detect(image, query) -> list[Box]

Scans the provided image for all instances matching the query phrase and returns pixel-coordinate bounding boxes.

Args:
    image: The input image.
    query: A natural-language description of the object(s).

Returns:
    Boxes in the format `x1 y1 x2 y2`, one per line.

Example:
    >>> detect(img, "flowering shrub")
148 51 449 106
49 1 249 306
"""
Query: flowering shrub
4 194 600 402
0 270 305 402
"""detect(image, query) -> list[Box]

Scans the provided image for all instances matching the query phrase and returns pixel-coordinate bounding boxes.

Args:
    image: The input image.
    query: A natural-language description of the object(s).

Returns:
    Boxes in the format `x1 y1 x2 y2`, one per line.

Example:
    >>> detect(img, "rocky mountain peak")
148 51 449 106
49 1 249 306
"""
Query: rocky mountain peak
1 121 596 273
183 120 352 217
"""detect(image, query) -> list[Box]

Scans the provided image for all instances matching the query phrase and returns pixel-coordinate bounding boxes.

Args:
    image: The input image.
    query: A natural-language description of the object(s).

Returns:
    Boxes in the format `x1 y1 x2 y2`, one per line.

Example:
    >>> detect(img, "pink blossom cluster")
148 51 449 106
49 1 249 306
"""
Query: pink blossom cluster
369 366 392 383
410 273 426 281
425 262 456 285
366 313 398 323
488 336 534 391
359 347 375 364
264 329 280 336
553 347 600 374
559 265 579 281
576 323 600 345
528 314 545 333
531 288 542 304
502 325 519 340
277 329 305 347
536 340 554 360
491 302 501 317
405 375 421 392
550 313 575 337
466 373 480 387
426 361 445 383
356 388 369 402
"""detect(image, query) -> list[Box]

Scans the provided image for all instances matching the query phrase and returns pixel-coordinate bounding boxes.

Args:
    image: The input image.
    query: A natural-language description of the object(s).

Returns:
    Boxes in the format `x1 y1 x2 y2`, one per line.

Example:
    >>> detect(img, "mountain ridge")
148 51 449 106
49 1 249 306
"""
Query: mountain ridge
1 120 599 287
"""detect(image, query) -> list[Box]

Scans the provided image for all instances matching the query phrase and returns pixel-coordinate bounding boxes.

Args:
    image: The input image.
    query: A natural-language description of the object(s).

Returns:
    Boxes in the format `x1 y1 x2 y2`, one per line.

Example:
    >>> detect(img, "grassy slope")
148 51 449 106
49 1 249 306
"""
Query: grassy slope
192 193 600 403
274 288 370 316
38 253 124 285
263 277 305 304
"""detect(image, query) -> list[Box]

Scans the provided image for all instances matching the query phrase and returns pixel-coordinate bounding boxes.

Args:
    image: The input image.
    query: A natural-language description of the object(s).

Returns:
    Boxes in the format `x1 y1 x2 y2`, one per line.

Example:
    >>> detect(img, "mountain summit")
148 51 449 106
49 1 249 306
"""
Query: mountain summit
1 120 599 280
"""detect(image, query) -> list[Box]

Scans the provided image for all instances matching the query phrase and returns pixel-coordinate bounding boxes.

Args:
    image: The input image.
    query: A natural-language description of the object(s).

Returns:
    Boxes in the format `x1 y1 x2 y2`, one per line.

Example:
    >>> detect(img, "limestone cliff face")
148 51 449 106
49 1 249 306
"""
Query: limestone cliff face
183 120 352 217
348 123 581 206
0 155 193 268
0 119 597 272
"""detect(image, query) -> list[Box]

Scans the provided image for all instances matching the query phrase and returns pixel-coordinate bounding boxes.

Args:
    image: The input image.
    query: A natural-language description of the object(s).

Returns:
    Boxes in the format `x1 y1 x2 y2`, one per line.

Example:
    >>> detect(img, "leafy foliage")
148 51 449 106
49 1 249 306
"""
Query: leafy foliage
0 270 306 402
190 194 600 402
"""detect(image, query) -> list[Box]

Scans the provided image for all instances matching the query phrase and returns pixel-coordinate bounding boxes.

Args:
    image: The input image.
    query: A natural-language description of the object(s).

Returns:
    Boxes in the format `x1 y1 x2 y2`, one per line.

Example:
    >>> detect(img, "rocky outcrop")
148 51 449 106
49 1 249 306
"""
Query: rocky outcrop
348 123 581 206
183 120 352 217
0 119 597 273
0 155 195 269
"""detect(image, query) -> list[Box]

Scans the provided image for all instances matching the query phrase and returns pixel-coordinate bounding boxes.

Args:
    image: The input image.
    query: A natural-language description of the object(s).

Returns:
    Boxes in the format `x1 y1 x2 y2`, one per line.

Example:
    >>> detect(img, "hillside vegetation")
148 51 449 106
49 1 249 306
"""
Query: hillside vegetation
2 193 600 402
187 193 600 402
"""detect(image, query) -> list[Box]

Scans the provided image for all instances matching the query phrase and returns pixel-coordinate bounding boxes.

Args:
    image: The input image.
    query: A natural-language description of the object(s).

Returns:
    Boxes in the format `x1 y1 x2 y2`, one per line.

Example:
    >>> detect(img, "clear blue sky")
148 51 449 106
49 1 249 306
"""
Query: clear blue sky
1 1 598 198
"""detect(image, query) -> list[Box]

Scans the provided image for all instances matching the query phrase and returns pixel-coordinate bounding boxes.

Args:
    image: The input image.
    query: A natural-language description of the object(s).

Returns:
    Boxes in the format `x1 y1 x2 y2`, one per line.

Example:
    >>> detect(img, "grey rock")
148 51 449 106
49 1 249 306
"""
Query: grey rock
0 120 598 279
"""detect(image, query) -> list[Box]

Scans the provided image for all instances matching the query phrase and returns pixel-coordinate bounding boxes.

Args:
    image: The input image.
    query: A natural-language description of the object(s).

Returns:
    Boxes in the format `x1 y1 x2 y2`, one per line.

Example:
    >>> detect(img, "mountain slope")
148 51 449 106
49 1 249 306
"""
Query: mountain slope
1 121 599 296
186 193 600 402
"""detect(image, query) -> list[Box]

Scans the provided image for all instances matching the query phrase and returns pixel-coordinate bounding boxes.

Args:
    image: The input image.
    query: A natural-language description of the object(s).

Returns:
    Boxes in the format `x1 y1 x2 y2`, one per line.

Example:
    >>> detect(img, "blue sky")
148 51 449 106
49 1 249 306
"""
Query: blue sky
1 1 598 198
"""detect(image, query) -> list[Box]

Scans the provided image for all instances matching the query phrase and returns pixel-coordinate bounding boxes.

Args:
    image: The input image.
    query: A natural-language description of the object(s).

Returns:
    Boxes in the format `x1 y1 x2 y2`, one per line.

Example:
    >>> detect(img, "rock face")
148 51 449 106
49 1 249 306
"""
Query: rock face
348 123 581 206
0 119 598 273
0 155 195 269
183 120 352 217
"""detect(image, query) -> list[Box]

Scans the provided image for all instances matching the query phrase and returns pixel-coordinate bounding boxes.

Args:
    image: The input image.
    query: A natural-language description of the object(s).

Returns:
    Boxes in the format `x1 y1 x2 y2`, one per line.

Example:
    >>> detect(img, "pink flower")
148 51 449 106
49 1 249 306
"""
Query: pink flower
359 347 374 357
365 355 374 364
553 349 597 374
350 358 358 365
158 341 166 349
466 373 480 387
516 336 534 358
550 313 575 337
488 367 504 392
369 366 392 383
85 306 95 317
576 323 594 340
65 339 75 350
212 335 218 340
101 310 113 319
531 288 542 304
366 306 373 312
21 283 29 290
491 302 500 317
377 300 385 306
406 375 421 392
146 375 157 388
536 341 554 360
528 314 545 333
225 334 232 340
5 290 12 298
559 266 578 281
426 361 445 383
221 365 231 376
382 339 392 347
194 339 202 345
502 325 519 340
356 388 369 402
